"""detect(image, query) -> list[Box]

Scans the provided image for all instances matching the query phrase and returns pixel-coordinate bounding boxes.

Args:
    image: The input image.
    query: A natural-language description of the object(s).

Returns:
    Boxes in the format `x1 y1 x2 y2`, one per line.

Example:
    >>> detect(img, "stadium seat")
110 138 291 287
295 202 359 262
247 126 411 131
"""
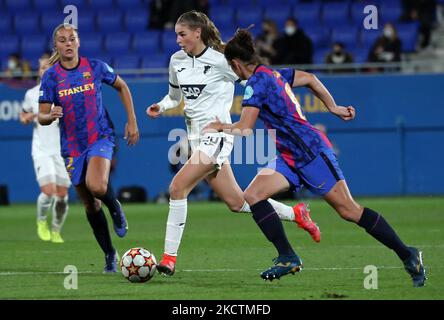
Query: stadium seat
313 48 330 64
33 0 60 12
41 11 67 33
322 2 350 27
97 11 122 33
141 55 169 69
161 32 179 56
0 13 13 34
113 55 141 70
293 3 322 29
89 0 114 10
77 11 96 32
258 0 297 6
360 29 382 49
380 2 403 23
396 23 419 52
304 26 330 49
14 12 40 35
331 26 359 49
351 48 370 63
104 33 131 55
60 0 89 8
79 33 104 56
210 6 236 30
132 31 161 55
4 0 30 12
0 35 20 58
219 27 237 42
236 7 263 28
116 0 145 9
124 9 149 32
21 35 48 57
263 5 294 31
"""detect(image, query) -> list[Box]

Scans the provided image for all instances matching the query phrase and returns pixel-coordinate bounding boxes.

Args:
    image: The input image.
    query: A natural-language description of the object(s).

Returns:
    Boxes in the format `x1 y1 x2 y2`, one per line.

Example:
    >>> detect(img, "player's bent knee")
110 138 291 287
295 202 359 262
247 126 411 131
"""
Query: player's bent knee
169 182 187 199
336 207 360 222
87 182 107 198
227 200 244 213
243 189 262 207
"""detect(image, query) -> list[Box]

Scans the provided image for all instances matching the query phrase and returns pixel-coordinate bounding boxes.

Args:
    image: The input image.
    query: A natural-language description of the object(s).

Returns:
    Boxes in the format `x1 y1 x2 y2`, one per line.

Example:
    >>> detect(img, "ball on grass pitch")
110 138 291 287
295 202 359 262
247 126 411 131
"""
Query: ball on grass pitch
120 247 157 283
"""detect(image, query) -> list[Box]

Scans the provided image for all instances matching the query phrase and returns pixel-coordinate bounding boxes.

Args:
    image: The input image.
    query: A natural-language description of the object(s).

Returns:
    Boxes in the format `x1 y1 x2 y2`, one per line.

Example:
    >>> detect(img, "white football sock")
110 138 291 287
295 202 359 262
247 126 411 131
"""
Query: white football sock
52 195 69 232
164 198 187 256
238 199 294 221
267 199 295 221
37 193 54 221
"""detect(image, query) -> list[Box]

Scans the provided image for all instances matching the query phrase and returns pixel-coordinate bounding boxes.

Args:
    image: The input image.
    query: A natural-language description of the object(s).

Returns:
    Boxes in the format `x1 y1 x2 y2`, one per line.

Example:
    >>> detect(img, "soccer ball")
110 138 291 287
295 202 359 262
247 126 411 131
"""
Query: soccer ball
120 247 157 283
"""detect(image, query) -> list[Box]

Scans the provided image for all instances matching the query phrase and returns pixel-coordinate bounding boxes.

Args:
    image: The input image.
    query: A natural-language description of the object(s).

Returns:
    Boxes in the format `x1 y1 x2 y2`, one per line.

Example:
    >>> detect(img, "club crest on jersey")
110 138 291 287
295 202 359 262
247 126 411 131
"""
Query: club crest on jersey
203 65 212 74
180 84 206 100
83 71 91 79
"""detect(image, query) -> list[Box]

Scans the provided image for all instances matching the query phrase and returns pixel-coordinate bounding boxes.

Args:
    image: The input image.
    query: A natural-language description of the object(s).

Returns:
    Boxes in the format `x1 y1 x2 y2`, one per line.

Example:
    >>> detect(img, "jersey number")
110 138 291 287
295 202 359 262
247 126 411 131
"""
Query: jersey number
285 83 306 121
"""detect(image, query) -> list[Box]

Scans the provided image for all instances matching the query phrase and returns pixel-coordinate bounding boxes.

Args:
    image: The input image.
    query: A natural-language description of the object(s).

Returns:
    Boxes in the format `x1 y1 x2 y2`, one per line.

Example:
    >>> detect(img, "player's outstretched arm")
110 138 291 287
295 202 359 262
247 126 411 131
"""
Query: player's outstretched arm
292 70 355 121
112 76 139 146
203 107 260 136
146 85 182 119
38 103 62 125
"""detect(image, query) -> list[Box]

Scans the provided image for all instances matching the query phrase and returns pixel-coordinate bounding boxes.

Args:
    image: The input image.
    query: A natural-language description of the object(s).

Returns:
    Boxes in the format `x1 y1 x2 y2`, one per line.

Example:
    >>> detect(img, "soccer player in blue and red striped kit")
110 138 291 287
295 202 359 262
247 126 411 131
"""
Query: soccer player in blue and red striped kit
38 24 140 272
205 29 426 287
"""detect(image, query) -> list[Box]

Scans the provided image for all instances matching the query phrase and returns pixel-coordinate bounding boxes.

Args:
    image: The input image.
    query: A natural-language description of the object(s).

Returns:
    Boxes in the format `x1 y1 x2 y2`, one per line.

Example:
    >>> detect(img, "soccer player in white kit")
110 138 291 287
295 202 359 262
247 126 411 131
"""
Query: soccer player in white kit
19 56 70 243
146 11 320 276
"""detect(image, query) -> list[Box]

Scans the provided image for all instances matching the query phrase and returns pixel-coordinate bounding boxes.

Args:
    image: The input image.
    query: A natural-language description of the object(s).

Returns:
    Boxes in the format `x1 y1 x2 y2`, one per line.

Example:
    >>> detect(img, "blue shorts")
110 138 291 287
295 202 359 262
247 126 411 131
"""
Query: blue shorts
267 150 345 196
64 139 115 186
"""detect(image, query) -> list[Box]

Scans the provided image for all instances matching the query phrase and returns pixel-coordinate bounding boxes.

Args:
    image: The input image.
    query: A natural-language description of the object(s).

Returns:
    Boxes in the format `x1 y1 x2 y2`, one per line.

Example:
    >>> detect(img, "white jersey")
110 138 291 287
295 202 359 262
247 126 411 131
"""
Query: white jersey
22 84 61 158
167 47 239 139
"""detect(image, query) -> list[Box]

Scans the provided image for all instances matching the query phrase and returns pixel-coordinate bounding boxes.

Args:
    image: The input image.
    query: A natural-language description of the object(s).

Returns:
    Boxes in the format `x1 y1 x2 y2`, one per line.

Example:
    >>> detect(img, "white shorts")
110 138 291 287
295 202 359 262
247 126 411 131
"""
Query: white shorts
33 154 71 188
189 132 234 170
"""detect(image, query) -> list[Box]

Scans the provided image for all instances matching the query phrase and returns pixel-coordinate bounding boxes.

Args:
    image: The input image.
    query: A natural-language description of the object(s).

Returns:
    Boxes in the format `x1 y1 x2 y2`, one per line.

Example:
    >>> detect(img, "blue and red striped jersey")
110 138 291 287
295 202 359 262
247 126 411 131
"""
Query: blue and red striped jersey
242 65 333 168
39 57 116 158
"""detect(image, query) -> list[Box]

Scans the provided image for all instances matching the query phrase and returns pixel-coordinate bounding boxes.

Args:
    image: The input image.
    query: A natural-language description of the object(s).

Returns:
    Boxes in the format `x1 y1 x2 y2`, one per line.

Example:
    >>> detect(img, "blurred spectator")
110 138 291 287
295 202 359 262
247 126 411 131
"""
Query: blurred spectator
325 42 354 73
368 23 402 63
402 0 437 49
149 0 174 29
255 19 279 64
4 53 31 79
273 18 313 65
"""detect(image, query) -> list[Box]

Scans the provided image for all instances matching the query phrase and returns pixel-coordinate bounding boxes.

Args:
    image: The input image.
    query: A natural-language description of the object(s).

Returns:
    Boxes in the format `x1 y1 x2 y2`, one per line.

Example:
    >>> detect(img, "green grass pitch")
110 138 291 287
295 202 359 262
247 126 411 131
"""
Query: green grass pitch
0 197 443 300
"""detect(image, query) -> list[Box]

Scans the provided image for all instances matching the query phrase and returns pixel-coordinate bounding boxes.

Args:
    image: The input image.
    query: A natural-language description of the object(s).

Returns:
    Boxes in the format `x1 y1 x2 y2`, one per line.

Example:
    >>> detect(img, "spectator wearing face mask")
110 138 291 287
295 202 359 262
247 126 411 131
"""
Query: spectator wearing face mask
325 42 354 73
255 19 279 64
5 53 31 79
368 23 402 63
273 17 313 65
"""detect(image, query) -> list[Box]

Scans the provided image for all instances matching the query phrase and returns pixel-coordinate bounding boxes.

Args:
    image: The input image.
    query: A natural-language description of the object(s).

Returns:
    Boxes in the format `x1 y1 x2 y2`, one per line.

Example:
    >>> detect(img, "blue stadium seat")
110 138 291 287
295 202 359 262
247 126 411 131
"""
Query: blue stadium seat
79 33 103 56
351 48 370 63
322 2 350 27
4 0 31 12
0 35 20 58
77 11 96 32
116 0 144 9
97 11 122 33
331 26 359 49
89 0 115 10
33 0 60 12
161 32 179 56
104 32 131 55
263 5 294 31
0 13 13 34
219 27 237 42
113 55 141 70
96 54 114 66
396 23 419 52
210 6 236 30
313 48 330 64
258 0 297 7
293 3 322 28
236 7 263 28
41 11 66 33
60 0 89 8
360 29 382 49
21 53 40 70
132 31 161 55
14 12 40 35
380 3 403 23
21 35 48 57
124 9 149 32
305 26 330 49
141 54 168 68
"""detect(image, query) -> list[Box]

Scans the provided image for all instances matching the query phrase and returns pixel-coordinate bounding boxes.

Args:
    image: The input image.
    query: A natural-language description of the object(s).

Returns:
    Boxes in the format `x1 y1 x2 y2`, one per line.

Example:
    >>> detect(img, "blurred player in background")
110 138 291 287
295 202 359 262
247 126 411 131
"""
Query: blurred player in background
38 24 140 273
204 29 426 287
20 55 70 244
146 11 320 277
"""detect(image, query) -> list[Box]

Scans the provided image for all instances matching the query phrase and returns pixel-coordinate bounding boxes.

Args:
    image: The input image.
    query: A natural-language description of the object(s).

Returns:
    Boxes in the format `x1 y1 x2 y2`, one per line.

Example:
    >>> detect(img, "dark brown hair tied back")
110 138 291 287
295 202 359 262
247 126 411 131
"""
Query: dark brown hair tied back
225 28 265 64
